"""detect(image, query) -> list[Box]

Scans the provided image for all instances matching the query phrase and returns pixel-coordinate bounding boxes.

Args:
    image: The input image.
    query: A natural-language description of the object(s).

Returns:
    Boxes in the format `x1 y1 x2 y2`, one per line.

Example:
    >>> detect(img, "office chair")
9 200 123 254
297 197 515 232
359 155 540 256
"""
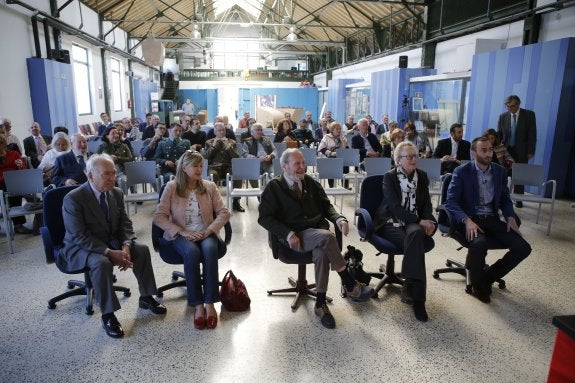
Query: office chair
267 225 342 311
153 184 232 298
40 186 131 315
433 173 506 292
355 175 435 298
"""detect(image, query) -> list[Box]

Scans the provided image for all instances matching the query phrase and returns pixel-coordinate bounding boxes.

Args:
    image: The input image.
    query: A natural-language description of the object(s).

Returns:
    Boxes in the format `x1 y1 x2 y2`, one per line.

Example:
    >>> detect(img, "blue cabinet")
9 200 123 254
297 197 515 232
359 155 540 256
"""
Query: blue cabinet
27 58 77 136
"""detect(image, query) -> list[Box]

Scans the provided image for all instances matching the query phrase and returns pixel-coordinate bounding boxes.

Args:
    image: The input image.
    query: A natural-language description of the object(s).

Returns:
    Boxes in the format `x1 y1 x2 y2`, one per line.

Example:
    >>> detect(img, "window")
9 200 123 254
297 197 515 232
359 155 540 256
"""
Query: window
110 58 123 112
72 45 92 115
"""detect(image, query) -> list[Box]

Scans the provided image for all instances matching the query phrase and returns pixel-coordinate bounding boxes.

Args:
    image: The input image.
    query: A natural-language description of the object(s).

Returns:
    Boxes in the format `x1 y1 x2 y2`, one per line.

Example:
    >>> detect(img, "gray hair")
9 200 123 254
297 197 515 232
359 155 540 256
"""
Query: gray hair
280 148 301 165
70 133 86 143
86 153 114 174
52 132 70 147
250 122 263 133
393 141 417 164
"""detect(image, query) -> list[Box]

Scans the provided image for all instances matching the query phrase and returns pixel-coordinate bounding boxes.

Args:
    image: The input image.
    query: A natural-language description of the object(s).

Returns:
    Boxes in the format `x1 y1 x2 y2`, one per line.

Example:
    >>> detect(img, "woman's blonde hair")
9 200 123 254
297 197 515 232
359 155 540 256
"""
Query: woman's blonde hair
175 150 206 198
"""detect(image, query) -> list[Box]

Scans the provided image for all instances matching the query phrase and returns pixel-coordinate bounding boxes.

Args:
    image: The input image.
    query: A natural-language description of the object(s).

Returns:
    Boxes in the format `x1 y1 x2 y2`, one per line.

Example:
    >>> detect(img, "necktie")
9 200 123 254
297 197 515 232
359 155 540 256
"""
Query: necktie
99 192 110 224
77 155 86 171
510 114 517 147
36 136 47 155
292 182 302 199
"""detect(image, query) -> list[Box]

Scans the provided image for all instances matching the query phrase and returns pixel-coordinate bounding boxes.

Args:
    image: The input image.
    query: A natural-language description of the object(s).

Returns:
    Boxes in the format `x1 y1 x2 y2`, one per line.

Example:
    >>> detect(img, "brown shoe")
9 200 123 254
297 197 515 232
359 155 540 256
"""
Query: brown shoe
314 304 336 329
344 282 374 302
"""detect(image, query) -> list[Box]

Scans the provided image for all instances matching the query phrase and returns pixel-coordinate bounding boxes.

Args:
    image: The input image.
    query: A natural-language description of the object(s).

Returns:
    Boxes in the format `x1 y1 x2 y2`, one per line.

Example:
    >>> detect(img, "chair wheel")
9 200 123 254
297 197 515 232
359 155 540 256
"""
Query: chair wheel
86 306 94 315
172 276 179 281
446 261 452 267
157 291 164 298
432 273 439 279
498 282 506 289
67 283 75 289
465 285 472 294
113 275 118 283
123 290 131 297
48 302 56 309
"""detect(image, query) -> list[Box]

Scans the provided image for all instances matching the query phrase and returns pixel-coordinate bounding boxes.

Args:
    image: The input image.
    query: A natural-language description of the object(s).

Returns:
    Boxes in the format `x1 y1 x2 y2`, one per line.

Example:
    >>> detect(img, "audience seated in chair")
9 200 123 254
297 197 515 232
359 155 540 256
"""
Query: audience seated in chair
444 137 531 304
23 121 51 169
97 125 133 178
242 123 276 180
153 151 230 330
351 118 383 163
58 154 166 339
155 123 191 183
140 124 167 161
432 123 471 175
52 133 90 187
372 141 437 322
203 122 244 212
258 148 374 329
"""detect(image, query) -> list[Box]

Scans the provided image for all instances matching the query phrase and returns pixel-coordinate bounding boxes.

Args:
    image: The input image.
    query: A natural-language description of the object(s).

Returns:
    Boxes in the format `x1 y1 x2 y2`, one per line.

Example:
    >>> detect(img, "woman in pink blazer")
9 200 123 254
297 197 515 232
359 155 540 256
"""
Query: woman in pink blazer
153 150 230 330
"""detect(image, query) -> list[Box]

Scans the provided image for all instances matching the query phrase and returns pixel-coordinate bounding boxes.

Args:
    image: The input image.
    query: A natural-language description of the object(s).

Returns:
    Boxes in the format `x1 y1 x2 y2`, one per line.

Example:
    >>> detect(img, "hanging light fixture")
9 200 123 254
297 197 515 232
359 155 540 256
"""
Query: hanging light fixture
285 26 297 42
191 24 201 39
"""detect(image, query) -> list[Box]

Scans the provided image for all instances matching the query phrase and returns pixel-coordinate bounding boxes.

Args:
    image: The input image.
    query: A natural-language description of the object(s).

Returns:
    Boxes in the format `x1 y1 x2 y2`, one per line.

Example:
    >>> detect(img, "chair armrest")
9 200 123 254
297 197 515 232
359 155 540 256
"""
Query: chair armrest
542 179 557 198
355 207 374 240
223 221 232 245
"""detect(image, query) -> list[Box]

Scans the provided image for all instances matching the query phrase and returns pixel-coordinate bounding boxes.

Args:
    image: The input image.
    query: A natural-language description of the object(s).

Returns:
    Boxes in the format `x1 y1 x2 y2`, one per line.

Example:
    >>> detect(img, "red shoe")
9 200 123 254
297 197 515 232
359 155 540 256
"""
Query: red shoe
206 315 218 329
194 314 206 330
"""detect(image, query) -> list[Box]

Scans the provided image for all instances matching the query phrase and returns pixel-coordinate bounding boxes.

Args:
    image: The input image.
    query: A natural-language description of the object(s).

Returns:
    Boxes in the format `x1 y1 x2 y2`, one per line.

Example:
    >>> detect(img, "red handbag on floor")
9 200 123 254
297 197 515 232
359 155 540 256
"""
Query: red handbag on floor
220 270 251 311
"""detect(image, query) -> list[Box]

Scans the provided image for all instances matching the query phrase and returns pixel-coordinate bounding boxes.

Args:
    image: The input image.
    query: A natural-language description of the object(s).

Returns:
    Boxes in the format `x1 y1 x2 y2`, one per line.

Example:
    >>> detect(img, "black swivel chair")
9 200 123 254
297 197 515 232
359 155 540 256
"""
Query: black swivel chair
355 175 435 298
153 184 232 298
267 225 342 311
41 186 131 315
433 173 506 292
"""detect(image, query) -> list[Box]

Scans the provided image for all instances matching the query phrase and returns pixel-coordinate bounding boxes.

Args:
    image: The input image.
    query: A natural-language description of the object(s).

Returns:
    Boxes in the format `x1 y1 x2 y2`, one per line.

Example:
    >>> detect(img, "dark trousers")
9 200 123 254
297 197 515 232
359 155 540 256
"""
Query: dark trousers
458 215 531 288
508 146 525 194
377 223 428 302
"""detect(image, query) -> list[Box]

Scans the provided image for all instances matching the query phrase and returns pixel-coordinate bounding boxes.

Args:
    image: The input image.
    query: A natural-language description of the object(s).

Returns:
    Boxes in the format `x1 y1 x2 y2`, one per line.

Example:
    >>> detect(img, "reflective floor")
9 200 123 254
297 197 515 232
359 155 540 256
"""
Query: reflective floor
1 192 574 382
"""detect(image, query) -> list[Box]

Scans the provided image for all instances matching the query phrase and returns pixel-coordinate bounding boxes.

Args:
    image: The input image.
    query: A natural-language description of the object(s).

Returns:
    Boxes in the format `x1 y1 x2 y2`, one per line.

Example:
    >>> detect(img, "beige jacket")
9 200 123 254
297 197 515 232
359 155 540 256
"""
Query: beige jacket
153 180 230 241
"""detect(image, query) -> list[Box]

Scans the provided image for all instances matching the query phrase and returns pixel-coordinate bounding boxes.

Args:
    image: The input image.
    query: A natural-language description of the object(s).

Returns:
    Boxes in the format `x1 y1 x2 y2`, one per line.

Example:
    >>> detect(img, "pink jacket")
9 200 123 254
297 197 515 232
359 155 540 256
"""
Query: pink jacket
153 180 230 241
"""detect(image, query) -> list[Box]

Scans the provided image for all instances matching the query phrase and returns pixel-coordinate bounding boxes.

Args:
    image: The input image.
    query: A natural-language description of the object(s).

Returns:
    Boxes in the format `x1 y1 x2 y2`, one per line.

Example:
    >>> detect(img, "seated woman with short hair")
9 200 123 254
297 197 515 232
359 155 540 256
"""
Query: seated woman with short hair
373 141 437 322
153 151 230 330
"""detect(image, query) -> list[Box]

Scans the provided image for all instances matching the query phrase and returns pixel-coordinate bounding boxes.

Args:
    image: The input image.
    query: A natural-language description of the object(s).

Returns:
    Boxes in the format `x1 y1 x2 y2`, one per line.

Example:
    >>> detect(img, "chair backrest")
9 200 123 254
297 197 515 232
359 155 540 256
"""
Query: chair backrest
202 160 210 180
124 161 158 188
4 168 45 195
41 185 78 262
272 158 282 177
274 142 287 159
299 147 317 166
511 163 544 187
336 148 360 167
230 158 261 181
437 173 452 230
359 175 384 217
364 157 392 176
87 139 101 154
416 158 442 182
316 158 344 180
130 140 145 158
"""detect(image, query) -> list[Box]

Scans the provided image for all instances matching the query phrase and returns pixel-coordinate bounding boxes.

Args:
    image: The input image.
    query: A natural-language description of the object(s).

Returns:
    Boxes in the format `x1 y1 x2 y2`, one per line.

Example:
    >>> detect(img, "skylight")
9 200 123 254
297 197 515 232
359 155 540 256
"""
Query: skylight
213 0 263 19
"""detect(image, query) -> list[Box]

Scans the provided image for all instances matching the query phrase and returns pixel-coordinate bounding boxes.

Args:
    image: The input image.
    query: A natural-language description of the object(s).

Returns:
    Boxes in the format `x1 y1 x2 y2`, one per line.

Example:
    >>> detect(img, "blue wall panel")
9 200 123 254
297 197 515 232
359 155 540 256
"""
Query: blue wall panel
133 79 158 120
467 38 575 197
328 79 361 123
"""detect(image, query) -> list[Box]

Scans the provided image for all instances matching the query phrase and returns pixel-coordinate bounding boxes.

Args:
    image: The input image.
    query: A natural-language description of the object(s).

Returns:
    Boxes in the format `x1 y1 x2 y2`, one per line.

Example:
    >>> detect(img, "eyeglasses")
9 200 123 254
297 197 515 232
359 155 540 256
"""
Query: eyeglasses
399 154 418 160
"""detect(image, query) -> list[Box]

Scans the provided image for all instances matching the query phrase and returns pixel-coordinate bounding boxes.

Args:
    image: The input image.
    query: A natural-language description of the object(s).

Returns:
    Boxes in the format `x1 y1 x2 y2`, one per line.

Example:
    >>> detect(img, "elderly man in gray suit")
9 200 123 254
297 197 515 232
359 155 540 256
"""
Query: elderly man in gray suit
58 154 166 338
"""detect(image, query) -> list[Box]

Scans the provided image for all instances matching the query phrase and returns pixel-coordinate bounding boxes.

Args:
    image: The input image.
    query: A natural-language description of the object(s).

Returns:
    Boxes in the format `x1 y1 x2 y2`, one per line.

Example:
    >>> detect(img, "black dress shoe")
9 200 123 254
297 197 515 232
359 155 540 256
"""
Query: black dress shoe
515 201 523 208
102 314 124 338
314 304 336 329
14 225 33 235
413 301 429 322
139 296 167 314
470 286 491 304
401 284 414 305
232 202 245 212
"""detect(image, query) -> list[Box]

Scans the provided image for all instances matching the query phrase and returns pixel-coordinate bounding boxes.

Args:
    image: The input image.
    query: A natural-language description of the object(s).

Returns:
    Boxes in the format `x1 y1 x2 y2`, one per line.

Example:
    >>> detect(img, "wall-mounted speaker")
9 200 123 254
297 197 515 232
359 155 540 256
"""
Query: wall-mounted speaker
399 55 408 68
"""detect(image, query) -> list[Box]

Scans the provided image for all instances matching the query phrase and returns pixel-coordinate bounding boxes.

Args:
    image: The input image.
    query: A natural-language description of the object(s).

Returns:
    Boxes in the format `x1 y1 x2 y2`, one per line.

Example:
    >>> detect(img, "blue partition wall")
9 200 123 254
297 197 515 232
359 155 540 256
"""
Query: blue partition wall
371 68 436 126
247 87 319 119
133 79 158 120
467 37 575 197
327 79 362 123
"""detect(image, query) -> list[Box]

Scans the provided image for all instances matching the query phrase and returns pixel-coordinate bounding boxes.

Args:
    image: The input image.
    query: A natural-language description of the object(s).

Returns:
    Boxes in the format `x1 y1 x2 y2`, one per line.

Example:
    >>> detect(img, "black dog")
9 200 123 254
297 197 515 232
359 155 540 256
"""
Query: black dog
343 245 371 285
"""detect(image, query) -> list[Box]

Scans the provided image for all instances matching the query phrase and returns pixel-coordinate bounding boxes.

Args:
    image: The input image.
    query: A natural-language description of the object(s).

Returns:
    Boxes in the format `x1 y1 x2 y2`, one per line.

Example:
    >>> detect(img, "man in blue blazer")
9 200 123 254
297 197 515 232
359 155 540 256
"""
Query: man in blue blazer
351 118 383 162
432 123 471 174
58 154 166 338
496 95 537 206
445 137 531 303
51 133 90 187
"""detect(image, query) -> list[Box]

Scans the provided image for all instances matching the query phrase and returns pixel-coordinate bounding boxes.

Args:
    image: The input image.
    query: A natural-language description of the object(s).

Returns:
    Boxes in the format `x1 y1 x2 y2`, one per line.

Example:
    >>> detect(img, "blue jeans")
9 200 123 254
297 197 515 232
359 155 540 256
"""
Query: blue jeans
168 235 220 306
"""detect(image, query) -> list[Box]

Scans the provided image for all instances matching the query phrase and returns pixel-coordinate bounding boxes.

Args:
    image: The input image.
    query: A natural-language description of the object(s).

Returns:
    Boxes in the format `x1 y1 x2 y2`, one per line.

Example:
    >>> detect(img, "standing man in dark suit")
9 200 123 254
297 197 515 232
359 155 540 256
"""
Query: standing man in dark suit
58 154 166 338
51 133 90 187
351 118 383 162
23 121 51 168
433 123 471 174
445 137 531 303
497 95 537 207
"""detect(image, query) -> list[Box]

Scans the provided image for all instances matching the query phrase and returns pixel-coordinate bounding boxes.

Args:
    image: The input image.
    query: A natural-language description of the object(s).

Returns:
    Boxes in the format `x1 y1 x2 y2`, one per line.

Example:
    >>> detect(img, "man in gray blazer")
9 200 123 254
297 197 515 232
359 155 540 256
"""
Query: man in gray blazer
497 95 537 206
58 154 166 338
